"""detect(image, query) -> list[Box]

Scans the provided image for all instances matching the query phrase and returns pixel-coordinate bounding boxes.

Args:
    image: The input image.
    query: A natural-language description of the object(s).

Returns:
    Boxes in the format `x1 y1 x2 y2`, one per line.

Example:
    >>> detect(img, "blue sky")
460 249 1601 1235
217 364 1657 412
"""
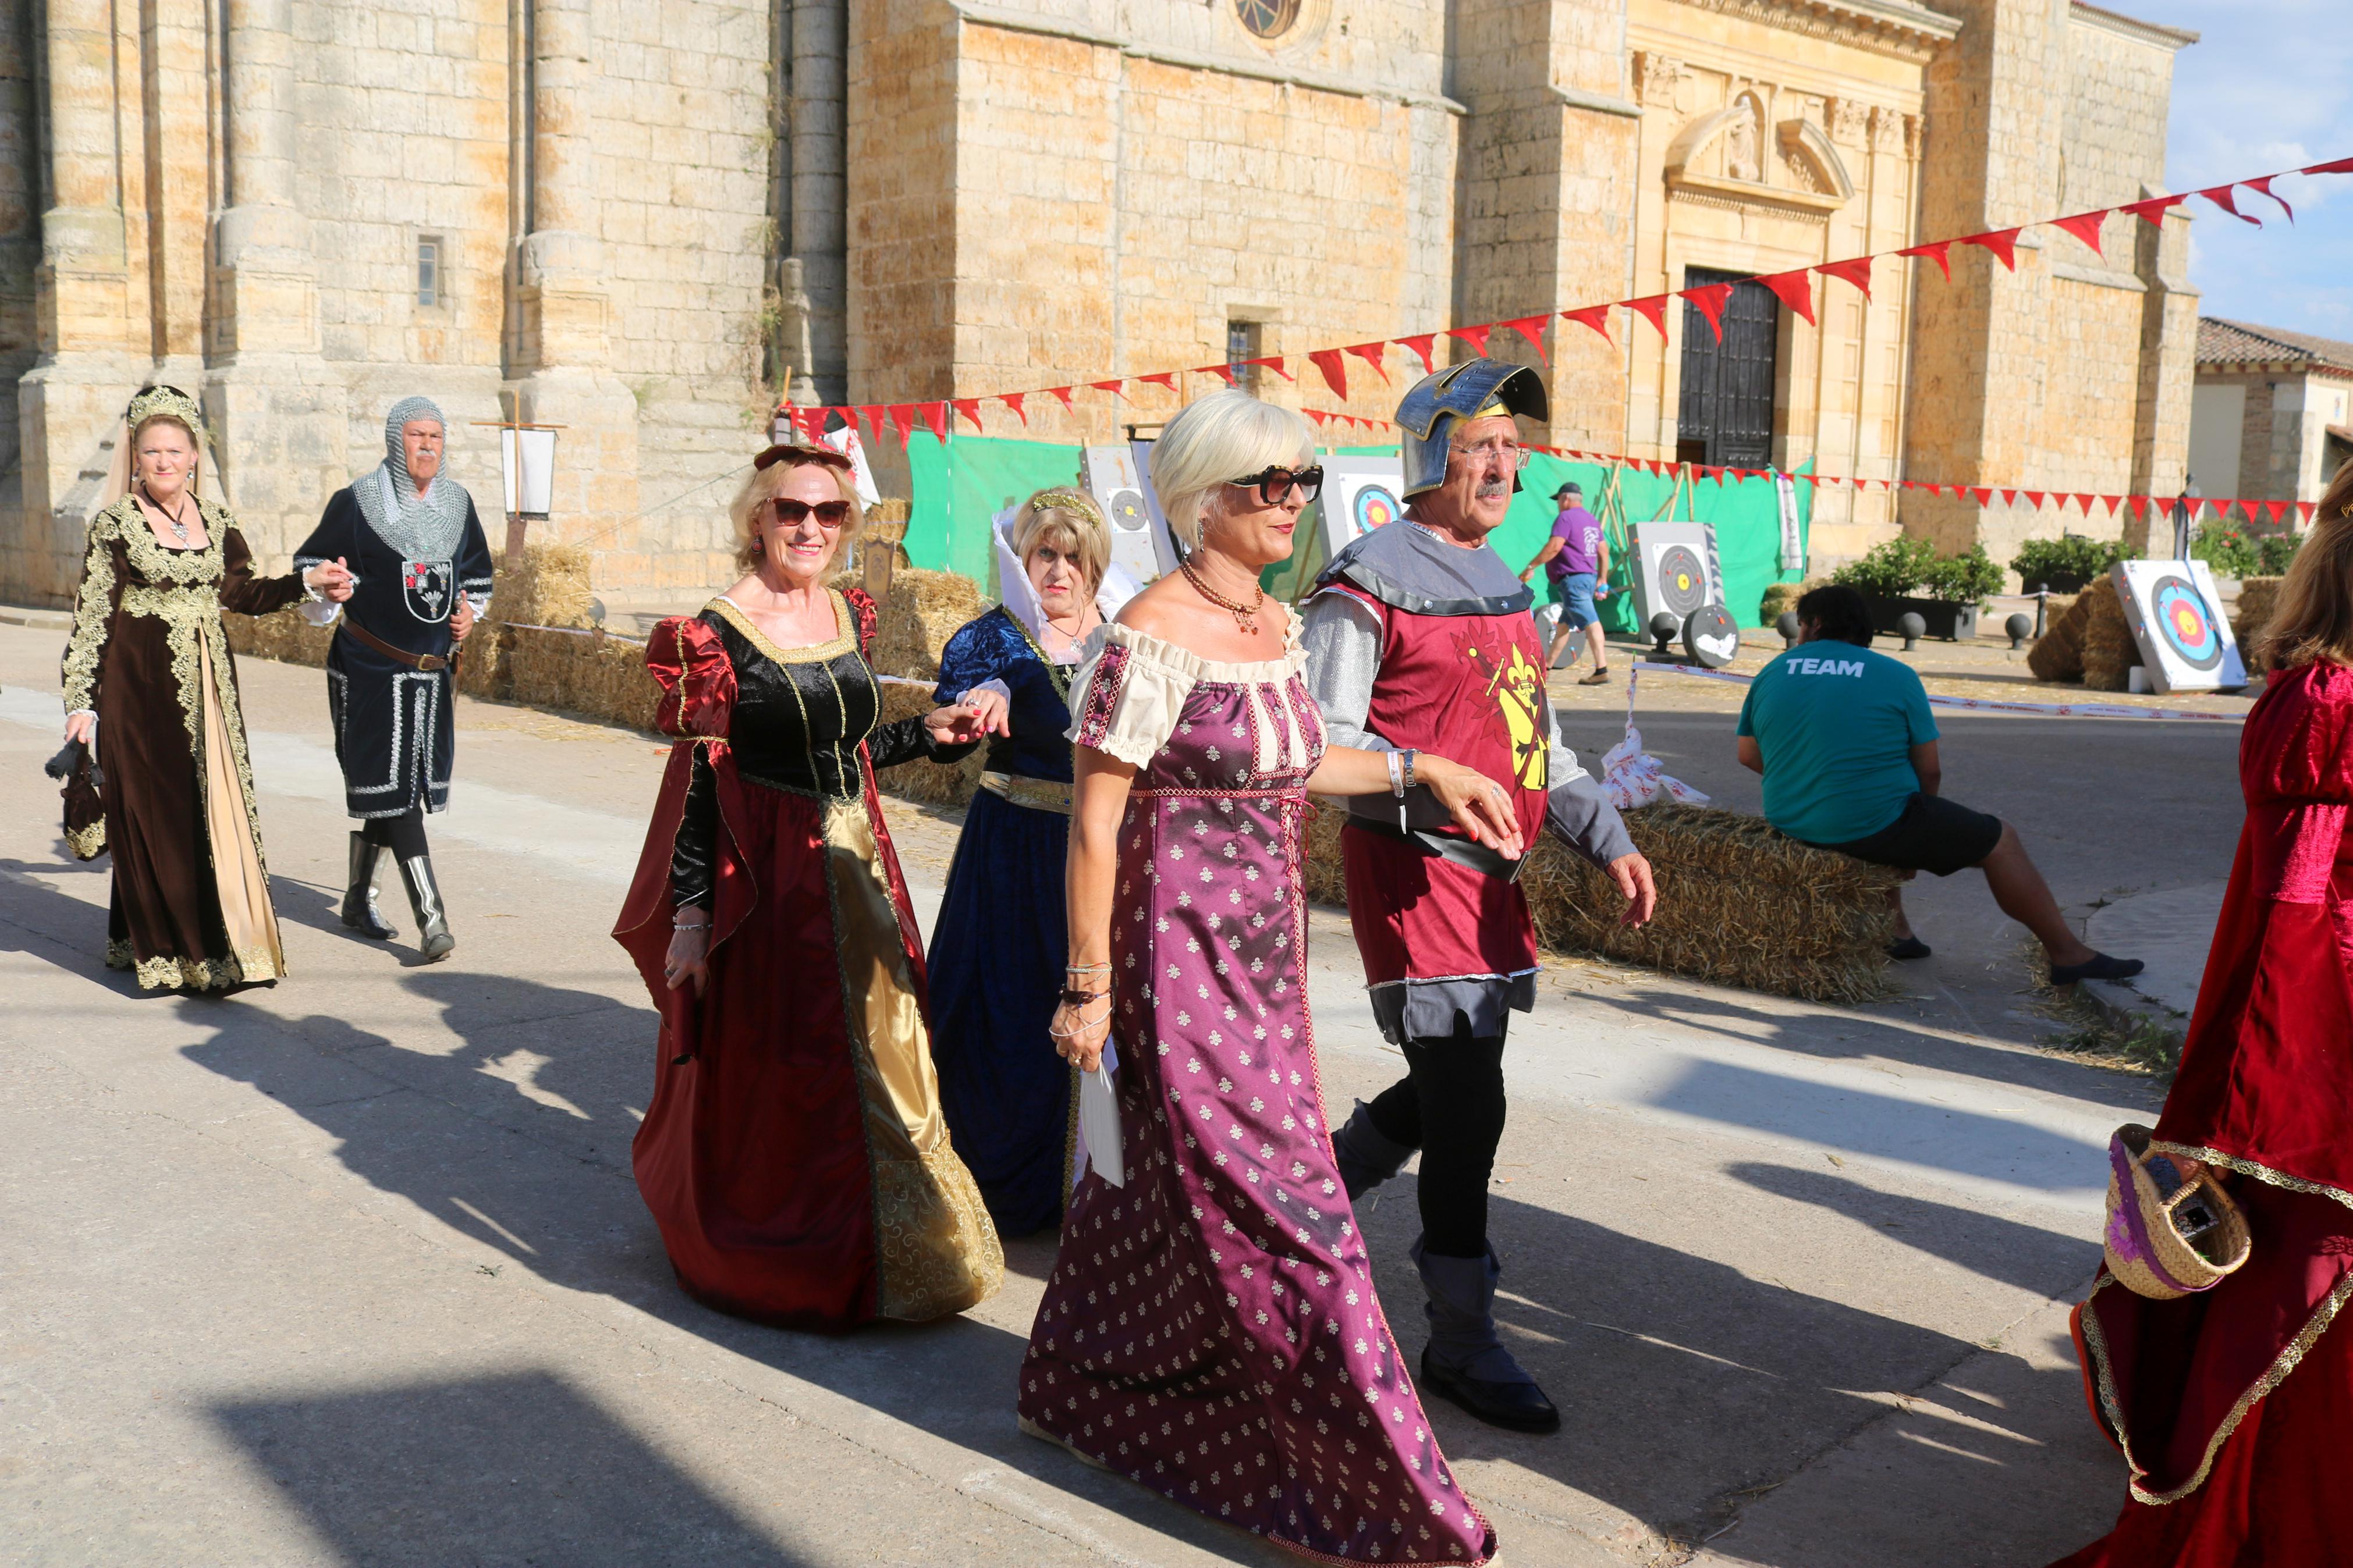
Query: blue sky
2159 0 2353 336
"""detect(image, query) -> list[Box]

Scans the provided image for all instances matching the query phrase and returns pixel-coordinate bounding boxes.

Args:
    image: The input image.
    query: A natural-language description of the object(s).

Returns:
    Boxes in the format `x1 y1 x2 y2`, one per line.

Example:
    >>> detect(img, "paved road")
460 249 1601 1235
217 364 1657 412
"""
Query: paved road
0 620 2228 1567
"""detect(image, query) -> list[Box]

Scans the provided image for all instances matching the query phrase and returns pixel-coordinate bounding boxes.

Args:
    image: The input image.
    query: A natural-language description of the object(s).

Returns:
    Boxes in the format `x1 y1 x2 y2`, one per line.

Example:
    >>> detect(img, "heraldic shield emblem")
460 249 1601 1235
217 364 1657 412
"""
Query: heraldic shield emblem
402 559 453 623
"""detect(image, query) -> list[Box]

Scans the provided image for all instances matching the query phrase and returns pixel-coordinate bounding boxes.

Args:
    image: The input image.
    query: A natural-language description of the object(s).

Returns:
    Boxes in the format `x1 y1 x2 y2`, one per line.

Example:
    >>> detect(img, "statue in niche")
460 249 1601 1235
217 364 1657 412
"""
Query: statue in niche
1724 97 1761 183
778 255 817 407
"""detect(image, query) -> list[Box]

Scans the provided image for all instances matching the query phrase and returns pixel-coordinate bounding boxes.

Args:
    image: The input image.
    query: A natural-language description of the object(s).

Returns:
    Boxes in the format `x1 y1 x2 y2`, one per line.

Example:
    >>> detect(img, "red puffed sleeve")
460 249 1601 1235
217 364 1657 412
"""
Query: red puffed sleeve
646 614 736 738
843 585 880 660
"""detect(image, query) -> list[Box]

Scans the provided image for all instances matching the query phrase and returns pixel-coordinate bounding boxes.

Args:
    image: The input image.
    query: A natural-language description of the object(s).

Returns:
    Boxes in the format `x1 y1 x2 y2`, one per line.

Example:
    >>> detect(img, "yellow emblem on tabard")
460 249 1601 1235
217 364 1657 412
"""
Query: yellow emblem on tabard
1488 642 1549 791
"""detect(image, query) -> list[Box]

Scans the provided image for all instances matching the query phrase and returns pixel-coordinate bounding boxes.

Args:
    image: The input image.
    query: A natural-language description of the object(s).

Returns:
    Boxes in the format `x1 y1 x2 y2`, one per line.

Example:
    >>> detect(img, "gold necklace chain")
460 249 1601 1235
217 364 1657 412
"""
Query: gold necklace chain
1180 559 1264 634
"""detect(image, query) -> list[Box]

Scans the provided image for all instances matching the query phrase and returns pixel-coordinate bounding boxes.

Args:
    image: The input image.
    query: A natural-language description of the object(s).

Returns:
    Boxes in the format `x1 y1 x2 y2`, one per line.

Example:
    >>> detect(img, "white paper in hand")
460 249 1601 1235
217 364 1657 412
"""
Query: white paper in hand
1077 1042 1125 1189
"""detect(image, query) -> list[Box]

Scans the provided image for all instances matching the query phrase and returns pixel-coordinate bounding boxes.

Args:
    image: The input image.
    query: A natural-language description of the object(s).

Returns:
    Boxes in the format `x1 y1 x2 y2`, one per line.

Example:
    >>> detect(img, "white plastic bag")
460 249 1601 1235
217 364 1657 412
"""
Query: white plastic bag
1600 724 1710 811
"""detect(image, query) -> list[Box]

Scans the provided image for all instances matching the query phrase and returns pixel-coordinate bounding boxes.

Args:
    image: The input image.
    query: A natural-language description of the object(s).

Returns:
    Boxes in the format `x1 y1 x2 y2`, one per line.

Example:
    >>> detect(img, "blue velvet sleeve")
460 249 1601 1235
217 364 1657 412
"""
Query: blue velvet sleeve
934 613 1021 705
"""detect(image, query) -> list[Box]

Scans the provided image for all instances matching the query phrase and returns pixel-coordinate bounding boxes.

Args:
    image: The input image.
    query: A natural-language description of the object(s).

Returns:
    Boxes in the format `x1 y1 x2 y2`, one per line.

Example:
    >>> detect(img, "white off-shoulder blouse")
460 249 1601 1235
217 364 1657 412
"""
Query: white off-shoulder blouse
1061 618 1318 776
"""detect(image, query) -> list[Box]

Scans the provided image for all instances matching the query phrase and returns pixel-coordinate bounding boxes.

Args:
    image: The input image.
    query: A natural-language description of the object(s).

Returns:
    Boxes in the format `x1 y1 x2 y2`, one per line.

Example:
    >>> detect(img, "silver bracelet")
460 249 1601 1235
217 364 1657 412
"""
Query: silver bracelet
1401 749 1419 792
1386 749 1404 798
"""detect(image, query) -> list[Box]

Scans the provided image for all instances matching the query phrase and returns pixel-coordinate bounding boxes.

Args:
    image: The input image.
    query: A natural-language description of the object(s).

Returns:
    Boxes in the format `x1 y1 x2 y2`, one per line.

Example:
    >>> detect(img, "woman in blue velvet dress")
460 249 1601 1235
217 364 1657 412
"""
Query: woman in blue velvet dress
927 489 1139 1234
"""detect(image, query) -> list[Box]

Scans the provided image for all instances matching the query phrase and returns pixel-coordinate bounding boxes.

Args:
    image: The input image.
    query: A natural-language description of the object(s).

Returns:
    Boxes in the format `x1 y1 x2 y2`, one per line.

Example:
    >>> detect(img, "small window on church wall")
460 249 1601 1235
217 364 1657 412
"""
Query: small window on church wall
417 238 441 308
1234 1 1300 40
1228 320 1262 393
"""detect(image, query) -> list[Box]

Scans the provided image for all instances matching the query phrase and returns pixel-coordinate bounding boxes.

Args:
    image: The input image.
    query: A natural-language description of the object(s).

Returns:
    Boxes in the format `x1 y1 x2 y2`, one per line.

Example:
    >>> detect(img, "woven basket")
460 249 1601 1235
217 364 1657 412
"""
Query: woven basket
2103 1124 2252 1299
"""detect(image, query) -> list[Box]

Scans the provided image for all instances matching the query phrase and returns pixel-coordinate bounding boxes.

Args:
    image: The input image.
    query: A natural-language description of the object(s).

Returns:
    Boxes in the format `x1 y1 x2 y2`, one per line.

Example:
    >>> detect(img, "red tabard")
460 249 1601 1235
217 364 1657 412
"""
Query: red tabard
1328 584 1554 987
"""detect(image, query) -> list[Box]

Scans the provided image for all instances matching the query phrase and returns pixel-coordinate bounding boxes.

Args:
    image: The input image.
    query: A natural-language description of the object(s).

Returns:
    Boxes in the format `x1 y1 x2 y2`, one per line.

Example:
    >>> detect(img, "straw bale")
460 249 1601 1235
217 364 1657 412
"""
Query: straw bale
1302 801 1899 1003
2234 576 2283 653
495 541 597 631
223 606 334 668
827 566 983 683
869 681 988 806
2080 578 2138 692
2025 593 2087 682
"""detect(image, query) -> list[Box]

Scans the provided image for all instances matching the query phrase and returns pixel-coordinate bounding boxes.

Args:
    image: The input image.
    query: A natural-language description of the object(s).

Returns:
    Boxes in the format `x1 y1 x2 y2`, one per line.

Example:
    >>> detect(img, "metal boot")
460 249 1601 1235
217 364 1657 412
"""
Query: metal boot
397 854 456 961
340 833 399 940
1412 1236 1560 1434
1330 1099 1417 1203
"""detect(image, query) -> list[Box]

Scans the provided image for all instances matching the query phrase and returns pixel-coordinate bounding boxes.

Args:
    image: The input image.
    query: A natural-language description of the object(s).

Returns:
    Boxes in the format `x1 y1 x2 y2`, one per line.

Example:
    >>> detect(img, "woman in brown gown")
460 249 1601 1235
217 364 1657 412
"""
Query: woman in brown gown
59 385 354 991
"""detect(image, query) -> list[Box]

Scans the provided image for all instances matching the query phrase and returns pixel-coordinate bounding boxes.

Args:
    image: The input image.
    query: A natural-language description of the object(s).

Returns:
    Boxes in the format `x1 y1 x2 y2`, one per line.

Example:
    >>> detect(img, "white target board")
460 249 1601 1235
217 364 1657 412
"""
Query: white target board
1314 456 1408 560
1081 443 1180 584
2112 559 2246 694
1630 520 1722 628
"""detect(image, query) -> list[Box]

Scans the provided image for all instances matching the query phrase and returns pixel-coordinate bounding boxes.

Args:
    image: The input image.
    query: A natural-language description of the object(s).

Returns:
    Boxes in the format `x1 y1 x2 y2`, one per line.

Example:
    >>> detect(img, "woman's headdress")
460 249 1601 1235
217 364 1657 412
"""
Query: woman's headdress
97 385 212 514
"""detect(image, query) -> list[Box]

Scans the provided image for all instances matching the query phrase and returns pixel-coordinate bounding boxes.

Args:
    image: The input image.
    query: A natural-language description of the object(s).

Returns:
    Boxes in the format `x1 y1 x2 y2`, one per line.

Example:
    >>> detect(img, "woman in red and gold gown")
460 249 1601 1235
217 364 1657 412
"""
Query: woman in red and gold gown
614 443 1006 1331
2052 472 2353 1566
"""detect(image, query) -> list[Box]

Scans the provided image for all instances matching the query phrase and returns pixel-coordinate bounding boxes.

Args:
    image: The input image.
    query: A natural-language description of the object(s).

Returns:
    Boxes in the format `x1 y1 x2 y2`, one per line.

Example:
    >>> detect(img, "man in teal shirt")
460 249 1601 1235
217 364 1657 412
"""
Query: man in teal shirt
1736 585 2140 986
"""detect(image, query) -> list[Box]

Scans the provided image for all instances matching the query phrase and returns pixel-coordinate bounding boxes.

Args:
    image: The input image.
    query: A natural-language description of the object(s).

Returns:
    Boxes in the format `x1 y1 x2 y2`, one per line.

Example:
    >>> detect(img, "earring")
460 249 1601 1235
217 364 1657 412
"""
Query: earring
749 533 765 556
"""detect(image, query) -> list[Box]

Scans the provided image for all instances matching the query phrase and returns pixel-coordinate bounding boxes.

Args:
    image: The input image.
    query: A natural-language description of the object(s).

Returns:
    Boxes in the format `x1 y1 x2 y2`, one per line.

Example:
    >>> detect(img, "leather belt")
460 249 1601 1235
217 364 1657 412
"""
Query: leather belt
340 619 449 673
979 771 1074 816
1347 813 1528 883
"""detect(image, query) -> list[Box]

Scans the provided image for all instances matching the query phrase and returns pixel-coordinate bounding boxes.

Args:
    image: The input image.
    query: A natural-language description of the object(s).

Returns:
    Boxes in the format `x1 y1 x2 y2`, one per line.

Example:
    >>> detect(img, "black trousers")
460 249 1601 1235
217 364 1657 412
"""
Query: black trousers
360 807 430 862
1361 1021 1508 1260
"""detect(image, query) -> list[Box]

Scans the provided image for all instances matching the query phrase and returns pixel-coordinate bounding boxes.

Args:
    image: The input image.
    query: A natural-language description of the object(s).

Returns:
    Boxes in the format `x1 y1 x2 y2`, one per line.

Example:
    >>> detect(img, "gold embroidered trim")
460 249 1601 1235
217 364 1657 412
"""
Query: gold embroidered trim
66 820 107 860
61 517 119 714
1005 606 1074 703
105 495 228 587
114 586 272 890
2149 1141 2353 1213
125 941 279 993
707 592 853 664
2080 1214 2353 1506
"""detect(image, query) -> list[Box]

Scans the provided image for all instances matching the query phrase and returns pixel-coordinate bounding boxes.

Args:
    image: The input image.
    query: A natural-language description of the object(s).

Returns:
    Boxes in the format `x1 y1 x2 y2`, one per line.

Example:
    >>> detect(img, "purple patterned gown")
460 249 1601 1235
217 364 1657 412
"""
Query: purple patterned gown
1017 621 1496 1566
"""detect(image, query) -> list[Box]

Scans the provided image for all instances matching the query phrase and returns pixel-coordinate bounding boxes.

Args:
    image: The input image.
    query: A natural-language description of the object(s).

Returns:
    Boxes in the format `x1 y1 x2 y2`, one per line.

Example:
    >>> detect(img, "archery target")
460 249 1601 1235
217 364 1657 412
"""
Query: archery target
1655 546 1708 617
1351 483 1403 536
2113 559 2248 694
1106 488 1148 533
1683 605 1740 669
2151 575 2222 670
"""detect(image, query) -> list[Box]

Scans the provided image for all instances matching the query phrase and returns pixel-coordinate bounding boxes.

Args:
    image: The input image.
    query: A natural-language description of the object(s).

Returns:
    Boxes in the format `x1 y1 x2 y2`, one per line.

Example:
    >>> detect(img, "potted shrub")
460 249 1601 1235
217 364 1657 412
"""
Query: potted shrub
1830 538 2002 641
2010 535 2124 594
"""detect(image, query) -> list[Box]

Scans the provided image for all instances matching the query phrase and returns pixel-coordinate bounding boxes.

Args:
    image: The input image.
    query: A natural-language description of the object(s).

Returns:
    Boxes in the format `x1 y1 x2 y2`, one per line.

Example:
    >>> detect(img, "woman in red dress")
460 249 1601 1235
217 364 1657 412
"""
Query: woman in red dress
614 444 1008 1331
2052 467 2353 1566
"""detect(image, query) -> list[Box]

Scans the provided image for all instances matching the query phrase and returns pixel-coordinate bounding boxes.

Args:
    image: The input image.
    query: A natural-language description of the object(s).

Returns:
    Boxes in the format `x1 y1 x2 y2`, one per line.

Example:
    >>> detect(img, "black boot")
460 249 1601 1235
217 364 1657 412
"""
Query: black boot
340 833 399 940
1330 1100 1417 1203
398 854 456 961
1413 1237 1560 1434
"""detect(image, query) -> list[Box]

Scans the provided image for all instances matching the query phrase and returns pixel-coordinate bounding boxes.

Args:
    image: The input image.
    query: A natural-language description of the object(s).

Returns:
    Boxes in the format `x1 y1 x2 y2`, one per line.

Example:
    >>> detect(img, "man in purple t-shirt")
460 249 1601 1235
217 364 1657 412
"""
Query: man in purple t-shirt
1519 482 1613 684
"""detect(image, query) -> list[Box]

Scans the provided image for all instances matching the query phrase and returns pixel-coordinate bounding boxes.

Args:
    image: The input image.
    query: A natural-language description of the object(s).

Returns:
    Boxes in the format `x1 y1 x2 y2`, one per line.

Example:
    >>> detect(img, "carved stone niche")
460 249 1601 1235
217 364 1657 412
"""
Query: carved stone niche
1666 96 1854 217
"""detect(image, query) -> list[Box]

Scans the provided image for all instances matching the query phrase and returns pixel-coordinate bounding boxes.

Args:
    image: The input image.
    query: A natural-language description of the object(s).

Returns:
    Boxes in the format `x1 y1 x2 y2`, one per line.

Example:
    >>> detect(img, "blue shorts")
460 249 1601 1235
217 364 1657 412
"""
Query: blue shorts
1546 572 1599 630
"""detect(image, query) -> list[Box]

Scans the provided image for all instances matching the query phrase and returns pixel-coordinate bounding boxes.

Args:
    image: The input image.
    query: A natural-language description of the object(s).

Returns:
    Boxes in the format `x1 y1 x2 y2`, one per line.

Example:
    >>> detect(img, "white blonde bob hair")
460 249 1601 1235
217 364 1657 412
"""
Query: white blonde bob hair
1149 390 1316 553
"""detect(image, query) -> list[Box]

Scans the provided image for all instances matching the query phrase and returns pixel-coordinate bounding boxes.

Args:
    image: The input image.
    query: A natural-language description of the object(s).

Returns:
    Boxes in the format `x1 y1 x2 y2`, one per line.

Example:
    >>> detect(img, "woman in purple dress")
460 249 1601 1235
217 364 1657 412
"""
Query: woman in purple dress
1018 391 1523 1565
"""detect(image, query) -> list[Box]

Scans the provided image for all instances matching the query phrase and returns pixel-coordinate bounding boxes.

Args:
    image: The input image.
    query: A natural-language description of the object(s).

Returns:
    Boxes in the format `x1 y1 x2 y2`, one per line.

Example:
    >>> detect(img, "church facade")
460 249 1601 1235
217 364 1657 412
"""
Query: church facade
0 0 2197 605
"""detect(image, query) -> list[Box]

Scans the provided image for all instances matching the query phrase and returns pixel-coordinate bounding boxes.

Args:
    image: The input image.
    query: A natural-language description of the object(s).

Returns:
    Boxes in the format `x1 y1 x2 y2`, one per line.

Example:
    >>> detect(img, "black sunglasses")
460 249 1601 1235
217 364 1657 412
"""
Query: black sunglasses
1226 464 1323 506
768 497 852 527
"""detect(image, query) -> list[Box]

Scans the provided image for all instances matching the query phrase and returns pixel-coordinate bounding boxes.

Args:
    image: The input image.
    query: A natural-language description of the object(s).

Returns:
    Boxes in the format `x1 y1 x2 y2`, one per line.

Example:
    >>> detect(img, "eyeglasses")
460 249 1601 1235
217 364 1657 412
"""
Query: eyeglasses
1450 439 1531 471
1225 465 1324 506
768 497 852 528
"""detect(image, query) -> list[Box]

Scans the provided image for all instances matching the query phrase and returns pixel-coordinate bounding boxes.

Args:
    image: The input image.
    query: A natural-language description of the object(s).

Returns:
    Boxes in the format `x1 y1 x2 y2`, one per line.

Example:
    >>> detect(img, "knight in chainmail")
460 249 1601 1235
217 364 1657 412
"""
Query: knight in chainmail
294 396 494 960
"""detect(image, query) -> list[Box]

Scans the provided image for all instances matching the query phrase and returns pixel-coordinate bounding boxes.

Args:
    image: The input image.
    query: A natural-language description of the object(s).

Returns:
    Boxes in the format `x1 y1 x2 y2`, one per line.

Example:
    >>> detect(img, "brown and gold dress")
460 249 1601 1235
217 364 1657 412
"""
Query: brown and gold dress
61 495 310 991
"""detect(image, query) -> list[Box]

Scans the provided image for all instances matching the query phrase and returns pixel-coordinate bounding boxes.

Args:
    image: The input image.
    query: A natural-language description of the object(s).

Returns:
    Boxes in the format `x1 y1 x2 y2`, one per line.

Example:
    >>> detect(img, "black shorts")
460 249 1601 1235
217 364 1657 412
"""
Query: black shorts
1810 792 2004 878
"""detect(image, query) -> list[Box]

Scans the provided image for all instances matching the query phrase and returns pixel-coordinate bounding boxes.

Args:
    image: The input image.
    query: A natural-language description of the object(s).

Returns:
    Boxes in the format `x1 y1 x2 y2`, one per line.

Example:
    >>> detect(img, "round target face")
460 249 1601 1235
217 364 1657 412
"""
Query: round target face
1653 545 1708 617
1106 488 1148 532
1683 603 1740 669
1351 483 1402 535
2150 574 2223 670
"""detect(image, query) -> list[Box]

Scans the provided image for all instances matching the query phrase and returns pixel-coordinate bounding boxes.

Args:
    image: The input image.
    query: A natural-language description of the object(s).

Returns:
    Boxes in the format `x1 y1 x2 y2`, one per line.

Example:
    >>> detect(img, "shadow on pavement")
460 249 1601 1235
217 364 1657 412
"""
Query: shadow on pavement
209 1369 810 1566
1723 1162 2098 1295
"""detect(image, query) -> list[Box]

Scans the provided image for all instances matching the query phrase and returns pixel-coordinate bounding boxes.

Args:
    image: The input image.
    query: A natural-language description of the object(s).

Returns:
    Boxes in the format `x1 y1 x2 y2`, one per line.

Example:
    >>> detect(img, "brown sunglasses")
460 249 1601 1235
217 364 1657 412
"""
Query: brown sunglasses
768 497 852 527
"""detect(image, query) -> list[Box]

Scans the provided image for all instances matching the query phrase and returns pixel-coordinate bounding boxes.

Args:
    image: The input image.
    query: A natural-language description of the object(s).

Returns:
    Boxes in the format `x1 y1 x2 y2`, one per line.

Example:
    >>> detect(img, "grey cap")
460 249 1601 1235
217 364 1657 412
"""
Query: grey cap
1552 482 1582 501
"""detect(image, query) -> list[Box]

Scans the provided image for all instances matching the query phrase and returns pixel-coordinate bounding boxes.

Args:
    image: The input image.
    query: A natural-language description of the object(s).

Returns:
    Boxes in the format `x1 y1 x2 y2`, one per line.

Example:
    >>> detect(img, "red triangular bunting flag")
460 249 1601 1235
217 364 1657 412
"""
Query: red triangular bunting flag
1307 349 1349 401
1396 333 1437 374
1344 342 1392 384
1963 486 1989 506
857 406 885 445
950 397 984 433
1138 371 1179 392
922 402 948 443
1201 363 1237 386
1964 229 2022 270
886 404 915 446
1089 379 1130 402
2302 157 2353 177
1901 241 1953 280
1681 283 1734 342
2302 501 2319 523
1758 271 1817 326
2051 211 2108 257
1502 315 1551 366
1563 305 1614 343
1997 489 2018 507
2123 193 2186 227
2241 499 2260 522
1625 295 1671 338
1302 408 1330 428
999 392 1028 425
1048 386 1075 411
2267 500 2288 524
1446 325 1493 357
2199 185 2262 226
1246 356 1294 382
2247 175 2295 223
2021 490 2046 508
1817 257 1875 298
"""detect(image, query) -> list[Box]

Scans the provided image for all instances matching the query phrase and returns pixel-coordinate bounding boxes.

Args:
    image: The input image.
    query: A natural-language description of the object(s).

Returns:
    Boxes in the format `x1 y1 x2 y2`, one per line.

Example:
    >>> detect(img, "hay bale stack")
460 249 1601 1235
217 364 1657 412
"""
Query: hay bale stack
2234 575 2284 653
497 625 659 731
1303 801 1899 1003
223 606 334 667
2079 578 2138 691
2025 593 2087 682
870 681 988 806
494 541 597 631
828 566 982 682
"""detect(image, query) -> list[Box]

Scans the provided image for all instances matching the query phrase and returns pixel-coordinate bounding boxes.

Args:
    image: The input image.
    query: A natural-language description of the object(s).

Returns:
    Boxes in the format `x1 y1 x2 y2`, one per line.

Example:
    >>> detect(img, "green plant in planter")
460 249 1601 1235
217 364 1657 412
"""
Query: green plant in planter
2191 521 2302 578
1830 538 2001 605
2010 535 2124 590
1919 545 2005 606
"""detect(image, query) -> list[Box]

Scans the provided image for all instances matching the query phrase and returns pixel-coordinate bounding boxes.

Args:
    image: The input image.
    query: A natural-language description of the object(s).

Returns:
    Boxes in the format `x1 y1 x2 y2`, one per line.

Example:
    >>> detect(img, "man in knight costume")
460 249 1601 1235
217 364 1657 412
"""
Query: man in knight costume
1302 358 1658 1432
294 397 494 960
